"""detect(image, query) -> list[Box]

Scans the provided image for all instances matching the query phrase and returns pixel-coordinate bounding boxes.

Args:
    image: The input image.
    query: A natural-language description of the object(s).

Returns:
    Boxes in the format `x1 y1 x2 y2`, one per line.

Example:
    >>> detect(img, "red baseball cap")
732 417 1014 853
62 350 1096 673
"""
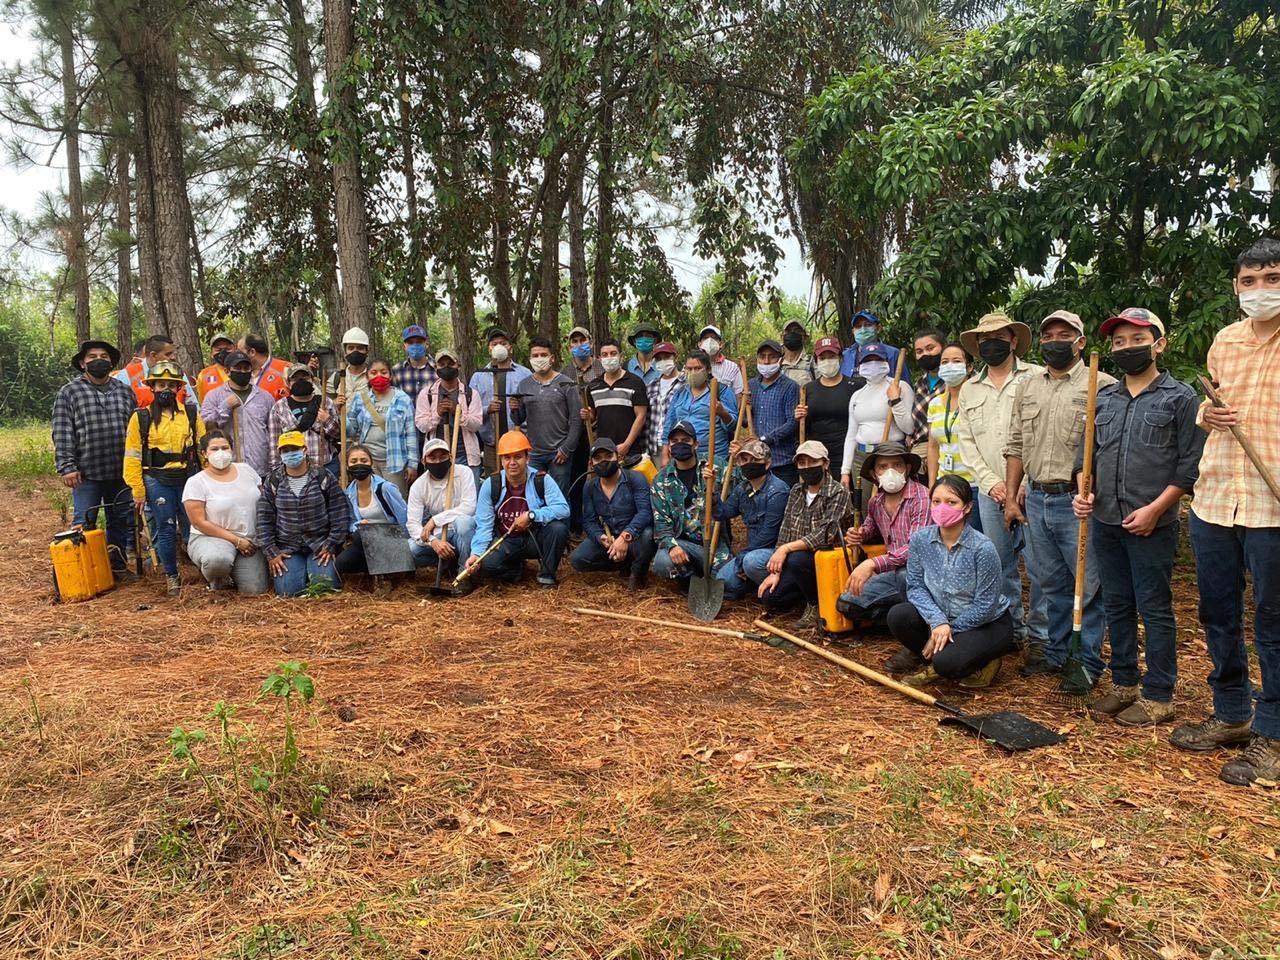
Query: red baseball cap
1100 307 1166 338
814 336 842 357
652 341 678 357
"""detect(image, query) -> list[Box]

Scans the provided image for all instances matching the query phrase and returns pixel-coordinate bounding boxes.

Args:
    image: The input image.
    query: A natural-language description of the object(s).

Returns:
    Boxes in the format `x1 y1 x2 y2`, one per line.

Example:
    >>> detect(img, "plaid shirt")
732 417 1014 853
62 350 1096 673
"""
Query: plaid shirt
748 375 800 464
268 396 341 469
650 457 731 566
859 480 932 574
255 466 352 559
392 358 436 408
777 474 852 552
907 373 943 448
52 376 137 480
346 388 419 474
646 374 684 459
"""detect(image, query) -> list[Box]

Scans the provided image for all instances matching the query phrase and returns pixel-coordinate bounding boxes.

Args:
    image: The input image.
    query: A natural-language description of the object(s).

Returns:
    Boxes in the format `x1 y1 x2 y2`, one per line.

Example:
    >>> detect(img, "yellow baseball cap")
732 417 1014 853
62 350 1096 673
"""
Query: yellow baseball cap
277 431 306 450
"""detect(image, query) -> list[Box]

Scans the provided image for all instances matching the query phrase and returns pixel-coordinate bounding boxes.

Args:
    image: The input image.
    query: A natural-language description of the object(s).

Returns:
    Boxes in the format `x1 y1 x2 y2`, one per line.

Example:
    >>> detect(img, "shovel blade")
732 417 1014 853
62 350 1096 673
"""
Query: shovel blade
939 711 1066 752
687 575 725 623
360 523 417 576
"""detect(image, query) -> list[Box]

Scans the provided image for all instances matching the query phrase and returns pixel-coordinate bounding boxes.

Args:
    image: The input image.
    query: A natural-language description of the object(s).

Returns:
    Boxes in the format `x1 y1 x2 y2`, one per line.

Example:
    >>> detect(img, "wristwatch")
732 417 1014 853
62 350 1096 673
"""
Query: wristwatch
526 510 536 524
620 531 633 542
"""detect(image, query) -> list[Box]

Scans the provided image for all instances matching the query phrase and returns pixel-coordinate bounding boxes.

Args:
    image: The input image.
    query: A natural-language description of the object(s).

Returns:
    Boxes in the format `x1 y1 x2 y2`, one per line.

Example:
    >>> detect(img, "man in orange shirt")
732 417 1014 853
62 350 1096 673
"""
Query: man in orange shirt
195 332 235 403
239 333 291 400
116 334 194 406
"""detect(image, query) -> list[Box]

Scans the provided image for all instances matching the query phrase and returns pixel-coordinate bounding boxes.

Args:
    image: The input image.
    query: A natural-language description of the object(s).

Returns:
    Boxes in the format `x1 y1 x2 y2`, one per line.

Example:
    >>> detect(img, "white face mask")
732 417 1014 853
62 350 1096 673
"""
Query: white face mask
208 449 234 470
700 337 721 355
655 358 676 376
815 357 841 378
490 344 510 363
1239 289 1280 322
938 362 968 386
877 467 906 493
859 361 890 382
757 361 780 379
601 356 622 373
530 356 552 373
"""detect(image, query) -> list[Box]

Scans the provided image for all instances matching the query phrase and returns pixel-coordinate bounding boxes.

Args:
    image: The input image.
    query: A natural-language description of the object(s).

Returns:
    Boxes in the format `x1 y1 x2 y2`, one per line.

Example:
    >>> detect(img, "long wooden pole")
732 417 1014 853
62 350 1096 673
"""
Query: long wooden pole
881 349 908 442
1071 352 1101 635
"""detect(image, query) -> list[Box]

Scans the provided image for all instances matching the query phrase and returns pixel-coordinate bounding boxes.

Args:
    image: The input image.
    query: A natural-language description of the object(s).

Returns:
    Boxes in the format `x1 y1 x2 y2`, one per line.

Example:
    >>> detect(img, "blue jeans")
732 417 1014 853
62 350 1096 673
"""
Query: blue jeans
71 477 133 569
837 569 907 620
410 515 476 567
480 522 569 584
143 476 187 576
1025 489 1105 679
273 548 341 597
570 526 656 575
529 453 575 503
717 547 773 600
1092 518 1178 702
1189 512 1280 737
977 492 1047 645
653 538 717 579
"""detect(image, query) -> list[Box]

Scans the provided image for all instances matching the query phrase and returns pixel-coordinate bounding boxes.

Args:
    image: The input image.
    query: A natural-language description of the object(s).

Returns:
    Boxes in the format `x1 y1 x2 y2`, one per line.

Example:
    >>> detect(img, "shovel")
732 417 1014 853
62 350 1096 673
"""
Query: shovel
1199 375 1280 504
753 620 1066 751
452 534 507 587
359 522 417 576
1059 351 1100 698
688 377 726 622
426 407 465 596
573 607 792 649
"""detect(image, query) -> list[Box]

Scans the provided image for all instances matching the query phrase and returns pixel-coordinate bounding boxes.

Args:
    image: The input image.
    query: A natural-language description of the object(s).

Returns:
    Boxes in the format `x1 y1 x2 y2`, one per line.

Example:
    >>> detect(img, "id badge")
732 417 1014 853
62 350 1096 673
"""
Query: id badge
940 453 954 472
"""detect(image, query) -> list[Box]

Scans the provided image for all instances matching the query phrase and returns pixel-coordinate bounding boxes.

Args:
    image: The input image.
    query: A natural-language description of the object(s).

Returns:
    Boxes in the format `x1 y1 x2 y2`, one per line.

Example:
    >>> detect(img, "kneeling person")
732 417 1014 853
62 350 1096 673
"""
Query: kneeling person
464 430 570 588
651 420 729 584
408 438 478 579
713 439 790 599
570 438 655 589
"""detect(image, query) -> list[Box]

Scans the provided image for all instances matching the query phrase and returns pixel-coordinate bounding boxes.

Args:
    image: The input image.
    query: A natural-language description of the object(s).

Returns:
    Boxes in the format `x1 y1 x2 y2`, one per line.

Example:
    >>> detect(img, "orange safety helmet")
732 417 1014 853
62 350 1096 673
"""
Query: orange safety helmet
496 430 532 456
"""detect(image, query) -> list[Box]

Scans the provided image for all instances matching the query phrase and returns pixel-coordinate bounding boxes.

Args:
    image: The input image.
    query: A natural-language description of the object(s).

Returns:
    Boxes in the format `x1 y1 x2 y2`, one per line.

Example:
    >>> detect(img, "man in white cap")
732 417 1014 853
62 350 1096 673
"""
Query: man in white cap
407 437 478 576
697 324 744 405
415 346 484 487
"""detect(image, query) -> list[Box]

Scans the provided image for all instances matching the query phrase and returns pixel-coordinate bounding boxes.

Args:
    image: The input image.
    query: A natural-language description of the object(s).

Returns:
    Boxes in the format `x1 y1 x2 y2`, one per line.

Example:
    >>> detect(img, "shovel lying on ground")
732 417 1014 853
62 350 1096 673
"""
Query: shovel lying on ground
753 620 1066 752
573 607 793 647
688 377 724 622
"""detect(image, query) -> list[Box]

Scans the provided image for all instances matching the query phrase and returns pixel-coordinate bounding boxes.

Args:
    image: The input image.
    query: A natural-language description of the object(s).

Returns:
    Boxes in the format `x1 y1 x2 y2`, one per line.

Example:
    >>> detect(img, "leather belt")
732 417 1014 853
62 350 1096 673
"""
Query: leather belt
1030 480 1074 494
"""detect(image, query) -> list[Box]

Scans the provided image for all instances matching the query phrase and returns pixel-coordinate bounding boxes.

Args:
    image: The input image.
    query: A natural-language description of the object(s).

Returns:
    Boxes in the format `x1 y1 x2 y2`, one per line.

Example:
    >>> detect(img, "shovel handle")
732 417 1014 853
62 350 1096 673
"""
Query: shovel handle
1199 375 1280 506
752 620 941 708
737 358 753 436
881 349 907 442
799 383 807 443
1072 352 1100 632
573 607 750 639
453 534 506 585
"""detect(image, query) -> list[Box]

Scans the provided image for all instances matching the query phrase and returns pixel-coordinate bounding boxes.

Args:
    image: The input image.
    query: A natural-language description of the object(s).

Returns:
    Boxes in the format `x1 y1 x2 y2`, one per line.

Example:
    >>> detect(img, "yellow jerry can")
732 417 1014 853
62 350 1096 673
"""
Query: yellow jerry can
50 527 114 602
633 453 659 484
815 543 888 635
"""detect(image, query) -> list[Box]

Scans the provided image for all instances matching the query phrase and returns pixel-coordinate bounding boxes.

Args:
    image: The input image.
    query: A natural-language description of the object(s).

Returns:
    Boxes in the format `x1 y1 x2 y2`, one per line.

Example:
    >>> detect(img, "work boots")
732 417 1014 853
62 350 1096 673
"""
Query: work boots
1090 684 1140 717
1220 736 1280 787
789 604 819 631
1115 698 1175 727
1169 716 1253 752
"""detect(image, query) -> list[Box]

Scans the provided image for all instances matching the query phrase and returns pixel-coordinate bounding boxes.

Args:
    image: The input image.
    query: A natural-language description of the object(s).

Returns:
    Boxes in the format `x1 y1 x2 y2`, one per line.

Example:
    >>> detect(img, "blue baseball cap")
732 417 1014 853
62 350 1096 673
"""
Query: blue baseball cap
401 325 428 341
852 310 880 326
859 343 891 364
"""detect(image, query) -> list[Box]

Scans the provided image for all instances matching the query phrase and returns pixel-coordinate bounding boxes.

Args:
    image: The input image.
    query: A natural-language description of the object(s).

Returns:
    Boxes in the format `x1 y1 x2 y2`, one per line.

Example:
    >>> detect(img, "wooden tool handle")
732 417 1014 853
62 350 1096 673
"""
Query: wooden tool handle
338 386 348 487
737 358 753 435
881 349 907 442
441 398 463 538
579 382 596 445
453 534 505 585
799 383 807 443
573 607 749 639
704 377 720 558
753 620 939 707
1071 352 1101 632
1199 375 1280 506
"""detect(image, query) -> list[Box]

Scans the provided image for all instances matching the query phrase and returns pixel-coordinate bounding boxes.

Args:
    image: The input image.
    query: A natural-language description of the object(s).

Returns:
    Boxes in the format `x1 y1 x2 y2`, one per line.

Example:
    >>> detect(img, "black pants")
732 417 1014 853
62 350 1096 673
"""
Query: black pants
480 522 569 584
762 550 817 611
886 603 1017 679
335 530 380 576
568 443 590 533
771 463 799 487
569 526 655 575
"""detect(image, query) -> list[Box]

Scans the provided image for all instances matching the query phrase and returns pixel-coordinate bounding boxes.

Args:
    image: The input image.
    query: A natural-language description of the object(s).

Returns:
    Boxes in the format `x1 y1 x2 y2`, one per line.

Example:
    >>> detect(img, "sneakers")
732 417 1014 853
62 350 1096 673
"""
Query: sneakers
537 577 558 590
1019 644 1059 677
1169 716 1254 752
1220 736 1280 787
958 657 1001 689
1090 684 1140 716
1115 698 1175 727
165 575 181 597
789 604 819 631
883 647 926 675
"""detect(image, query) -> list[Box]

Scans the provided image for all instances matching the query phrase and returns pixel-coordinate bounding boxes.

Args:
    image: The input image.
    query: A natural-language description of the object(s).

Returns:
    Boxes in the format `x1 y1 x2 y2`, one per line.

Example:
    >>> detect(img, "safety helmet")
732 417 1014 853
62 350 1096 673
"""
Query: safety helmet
144 360 185 385
495 430 533 456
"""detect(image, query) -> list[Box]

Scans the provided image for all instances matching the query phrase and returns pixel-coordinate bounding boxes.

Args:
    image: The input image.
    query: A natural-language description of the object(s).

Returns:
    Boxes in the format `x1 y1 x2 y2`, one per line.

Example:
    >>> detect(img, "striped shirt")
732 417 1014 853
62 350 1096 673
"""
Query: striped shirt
927 391 974 482
586 370 649 448
1194 318 1280 528
858 480 932 574
392 358 436 408
647 374 683 459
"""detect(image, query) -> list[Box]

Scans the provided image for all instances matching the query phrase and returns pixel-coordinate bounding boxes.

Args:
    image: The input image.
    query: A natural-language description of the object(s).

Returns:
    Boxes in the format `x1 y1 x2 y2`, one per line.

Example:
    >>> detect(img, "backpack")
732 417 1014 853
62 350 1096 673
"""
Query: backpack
137 403 200 476
490 470 547 509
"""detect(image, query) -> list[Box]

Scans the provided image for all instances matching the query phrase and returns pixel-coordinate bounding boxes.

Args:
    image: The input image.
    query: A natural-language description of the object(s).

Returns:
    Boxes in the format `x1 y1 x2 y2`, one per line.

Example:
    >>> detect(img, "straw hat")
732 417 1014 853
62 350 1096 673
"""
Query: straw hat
960 313 1031 358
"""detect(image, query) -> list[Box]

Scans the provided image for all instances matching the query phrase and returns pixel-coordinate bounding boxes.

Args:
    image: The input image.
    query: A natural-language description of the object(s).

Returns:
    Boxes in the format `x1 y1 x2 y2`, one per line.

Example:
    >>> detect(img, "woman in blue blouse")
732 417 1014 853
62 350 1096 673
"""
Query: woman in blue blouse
886 475 1016 688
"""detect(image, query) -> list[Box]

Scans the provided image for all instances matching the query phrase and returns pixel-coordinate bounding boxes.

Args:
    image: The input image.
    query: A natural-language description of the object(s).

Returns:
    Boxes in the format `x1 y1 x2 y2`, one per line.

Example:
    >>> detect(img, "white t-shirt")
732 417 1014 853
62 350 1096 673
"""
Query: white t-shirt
182 465 262 541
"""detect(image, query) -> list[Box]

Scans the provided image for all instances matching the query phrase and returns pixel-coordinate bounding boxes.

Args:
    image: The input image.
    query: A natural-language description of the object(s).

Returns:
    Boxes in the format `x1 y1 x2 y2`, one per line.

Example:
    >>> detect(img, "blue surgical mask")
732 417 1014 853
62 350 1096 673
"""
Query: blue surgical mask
853 327 877 345
938 362 969 386
281 450 307 468
406 343 427 360
570 343 593 361
634 337 656 354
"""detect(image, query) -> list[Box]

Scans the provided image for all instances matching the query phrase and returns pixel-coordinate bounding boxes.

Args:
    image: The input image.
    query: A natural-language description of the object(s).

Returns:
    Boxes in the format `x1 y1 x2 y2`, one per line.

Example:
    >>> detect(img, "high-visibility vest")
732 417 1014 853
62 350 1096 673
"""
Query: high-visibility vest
196 364 228 403
255 356 291 401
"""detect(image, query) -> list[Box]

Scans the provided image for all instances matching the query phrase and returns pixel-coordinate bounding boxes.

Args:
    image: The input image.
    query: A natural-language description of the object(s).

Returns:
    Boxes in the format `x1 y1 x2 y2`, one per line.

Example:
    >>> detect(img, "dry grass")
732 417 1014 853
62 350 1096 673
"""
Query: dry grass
0 455 1277 958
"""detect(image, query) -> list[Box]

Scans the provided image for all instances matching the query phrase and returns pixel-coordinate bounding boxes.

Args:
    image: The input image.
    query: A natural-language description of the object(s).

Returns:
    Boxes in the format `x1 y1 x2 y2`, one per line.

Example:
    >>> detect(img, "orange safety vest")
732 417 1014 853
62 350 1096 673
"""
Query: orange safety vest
255 355 291 401
196 363 228 403
123 360 190 408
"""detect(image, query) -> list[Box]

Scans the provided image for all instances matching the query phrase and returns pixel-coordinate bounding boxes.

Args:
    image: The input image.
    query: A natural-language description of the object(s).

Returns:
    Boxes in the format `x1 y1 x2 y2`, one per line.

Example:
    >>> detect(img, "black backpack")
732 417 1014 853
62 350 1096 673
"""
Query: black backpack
137 403 200 476
490 470 547 509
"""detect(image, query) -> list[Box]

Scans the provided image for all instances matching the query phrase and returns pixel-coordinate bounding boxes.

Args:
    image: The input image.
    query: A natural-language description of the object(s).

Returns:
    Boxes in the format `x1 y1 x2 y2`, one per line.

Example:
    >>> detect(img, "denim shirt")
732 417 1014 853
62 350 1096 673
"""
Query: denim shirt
1077 371 1204 528
582 469 653 542
905 524 1008 631
713 472 790 551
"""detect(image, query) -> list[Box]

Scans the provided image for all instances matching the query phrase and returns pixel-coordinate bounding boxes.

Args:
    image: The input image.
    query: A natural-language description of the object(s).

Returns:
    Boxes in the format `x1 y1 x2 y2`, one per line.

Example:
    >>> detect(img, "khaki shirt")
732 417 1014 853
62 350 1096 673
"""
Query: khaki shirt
1004 360 1116 484
955 359 1043 494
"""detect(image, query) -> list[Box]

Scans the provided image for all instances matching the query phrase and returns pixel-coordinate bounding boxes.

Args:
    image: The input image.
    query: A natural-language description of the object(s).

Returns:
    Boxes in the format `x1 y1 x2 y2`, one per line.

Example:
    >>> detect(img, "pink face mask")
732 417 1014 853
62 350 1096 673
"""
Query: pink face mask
931 502 966 527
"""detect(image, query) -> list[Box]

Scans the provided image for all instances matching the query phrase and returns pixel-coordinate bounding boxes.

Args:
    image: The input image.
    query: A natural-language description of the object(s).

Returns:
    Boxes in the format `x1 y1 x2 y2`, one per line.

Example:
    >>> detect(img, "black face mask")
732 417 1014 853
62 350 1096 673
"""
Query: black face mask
918 353 942 372
783 332 803 351
345 350 367 367
425 460 451 480
594 460 620 478
229 370 252 387
213 350 230 368
1040 340 1078 370
348 464 374 482
291 379 315 397
798 465 826 487
670 442 695 463
977 339 1012 366
739 462 768 481
1112 345 1155 375
85 358 113 379
153 389 177 409
437 366 459 382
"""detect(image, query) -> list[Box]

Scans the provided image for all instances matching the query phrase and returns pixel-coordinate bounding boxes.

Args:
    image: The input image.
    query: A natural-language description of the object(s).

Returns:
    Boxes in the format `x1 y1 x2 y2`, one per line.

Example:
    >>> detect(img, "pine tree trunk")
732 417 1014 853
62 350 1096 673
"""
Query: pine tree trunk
537 151 564 345
589 37 614 345
115 142 134 352
447 264 477 374
567 151 590 333
399 61 427 329
132 119 166 337
488 121 514 330
59 17 91 344
322 0 377 354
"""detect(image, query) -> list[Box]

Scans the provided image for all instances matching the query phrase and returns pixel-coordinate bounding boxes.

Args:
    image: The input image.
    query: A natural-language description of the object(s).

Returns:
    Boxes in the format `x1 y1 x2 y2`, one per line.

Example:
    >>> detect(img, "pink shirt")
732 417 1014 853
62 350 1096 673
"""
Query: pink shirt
415 379 484 466
858 480 932 574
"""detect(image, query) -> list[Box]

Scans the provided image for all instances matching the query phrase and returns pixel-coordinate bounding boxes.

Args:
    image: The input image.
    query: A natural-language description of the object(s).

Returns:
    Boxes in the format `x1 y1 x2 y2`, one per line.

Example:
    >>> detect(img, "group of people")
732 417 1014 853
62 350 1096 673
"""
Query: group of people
49 238 1280 787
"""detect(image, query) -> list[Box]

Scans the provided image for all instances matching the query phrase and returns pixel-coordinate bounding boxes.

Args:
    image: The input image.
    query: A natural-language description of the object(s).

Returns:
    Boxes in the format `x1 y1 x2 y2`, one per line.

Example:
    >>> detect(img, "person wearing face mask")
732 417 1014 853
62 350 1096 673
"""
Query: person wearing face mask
661 350 739 464
645 342 683 461
269 365 341 470
955 312 1047 658
626 323 663 386
885 476 1016 688
584 338 649 465
257 431 352 597
745 339 801 485
756 440 853 629
123 361 207 597
53 339 138 581
512 337 583 497
696 324 745 405
925 343 981 532
327 327 371 401
794 336 862 480
199 351 274 476
335 444 412 588
392 324 436 455
710 439 790 601
196 333 236 403
779 320 813 386
407 437 478 587
838 311 910 384
1004 310 1116 689
836 442 931 632
1068 308 1202 727
570 438 655 588
469 326 532 478
238 333 292 401
345 358 419 496
907 329 947 455
182 430 269 594
650 420 731 585
118 334 196 406
568 326 606 383
415 347 484 488
838 343 916 499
